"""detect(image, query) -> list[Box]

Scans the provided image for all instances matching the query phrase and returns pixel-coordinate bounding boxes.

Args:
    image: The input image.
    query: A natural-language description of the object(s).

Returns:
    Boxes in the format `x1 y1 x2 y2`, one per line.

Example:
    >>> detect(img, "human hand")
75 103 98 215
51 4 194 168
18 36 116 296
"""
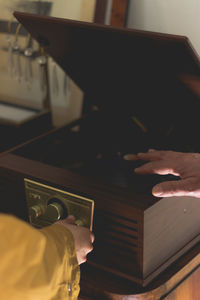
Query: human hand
56 215 94 264
124 149 200 198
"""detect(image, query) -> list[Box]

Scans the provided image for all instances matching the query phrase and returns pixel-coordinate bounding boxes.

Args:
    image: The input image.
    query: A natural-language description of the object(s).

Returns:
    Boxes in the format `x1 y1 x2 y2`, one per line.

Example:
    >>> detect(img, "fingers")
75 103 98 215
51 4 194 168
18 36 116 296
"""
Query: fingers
65 215 76 224
79 245 94 264
124 150 183 162
86 243 94 254
152 178 200 197
55 215 76 227
124 154 139 161
136 151 164 161
124 150 164 162
134 161 180 176
90 232 95 244
124 150 181 176
77 229 94 265
124 150 200 199
78 252 87 264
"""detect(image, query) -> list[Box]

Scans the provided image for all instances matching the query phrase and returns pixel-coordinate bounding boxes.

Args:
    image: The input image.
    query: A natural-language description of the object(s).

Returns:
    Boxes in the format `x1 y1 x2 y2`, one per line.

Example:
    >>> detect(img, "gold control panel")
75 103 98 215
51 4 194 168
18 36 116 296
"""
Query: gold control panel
24 178 94 230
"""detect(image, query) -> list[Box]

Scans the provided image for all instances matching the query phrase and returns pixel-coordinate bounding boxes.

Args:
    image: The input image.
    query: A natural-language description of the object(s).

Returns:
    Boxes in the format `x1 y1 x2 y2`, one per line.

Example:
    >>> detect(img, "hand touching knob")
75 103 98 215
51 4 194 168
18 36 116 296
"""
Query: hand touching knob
29 200 66 223
29 198 89 227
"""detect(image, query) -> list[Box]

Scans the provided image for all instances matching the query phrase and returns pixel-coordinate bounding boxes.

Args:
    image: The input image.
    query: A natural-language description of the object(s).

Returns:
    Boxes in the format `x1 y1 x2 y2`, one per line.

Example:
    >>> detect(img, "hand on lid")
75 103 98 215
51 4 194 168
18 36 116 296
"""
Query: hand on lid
124 149 200 198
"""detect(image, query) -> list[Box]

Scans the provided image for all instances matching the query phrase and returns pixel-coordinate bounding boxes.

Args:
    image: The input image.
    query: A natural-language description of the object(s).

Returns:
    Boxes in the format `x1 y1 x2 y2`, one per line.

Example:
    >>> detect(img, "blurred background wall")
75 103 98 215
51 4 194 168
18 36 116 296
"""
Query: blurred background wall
127 0 200 55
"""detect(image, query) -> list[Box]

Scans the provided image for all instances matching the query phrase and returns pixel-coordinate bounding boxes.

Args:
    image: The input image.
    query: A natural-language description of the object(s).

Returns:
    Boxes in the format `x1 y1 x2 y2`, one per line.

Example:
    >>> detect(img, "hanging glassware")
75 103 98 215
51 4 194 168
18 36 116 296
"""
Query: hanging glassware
37 47 48 97
6 16 14 78
24 33 33 89
63 73 72 106
52 60 59 96
12 23 22 83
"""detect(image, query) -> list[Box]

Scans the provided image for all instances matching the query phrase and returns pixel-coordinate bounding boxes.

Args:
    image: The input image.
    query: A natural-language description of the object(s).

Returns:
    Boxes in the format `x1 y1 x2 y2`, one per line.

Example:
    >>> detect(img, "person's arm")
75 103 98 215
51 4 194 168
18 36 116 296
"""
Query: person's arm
0 214 80 300
124 149 200 198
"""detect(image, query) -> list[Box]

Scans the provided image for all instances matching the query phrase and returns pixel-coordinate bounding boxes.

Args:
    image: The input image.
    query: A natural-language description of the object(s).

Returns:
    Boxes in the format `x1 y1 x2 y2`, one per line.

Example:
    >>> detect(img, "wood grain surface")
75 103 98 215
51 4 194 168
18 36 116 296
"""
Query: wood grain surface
165 267 200 300
110 0 129 27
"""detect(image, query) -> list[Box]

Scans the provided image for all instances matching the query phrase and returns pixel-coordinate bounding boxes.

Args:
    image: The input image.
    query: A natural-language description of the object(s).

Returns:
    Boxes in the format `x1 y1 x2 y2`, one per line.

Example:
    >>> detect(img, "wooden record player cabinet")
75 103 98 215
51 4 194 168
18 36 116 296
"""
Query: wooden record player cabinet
0 12 200 299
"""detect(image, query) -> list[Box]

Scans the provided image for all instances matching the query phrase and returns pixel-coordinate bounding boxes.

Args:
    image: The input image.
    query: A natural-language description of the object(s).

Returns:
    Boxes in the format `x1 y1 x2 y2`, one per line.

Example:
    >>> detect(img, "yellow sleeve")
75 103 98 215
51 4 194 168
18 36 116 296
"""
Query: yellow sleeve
0 214 80 300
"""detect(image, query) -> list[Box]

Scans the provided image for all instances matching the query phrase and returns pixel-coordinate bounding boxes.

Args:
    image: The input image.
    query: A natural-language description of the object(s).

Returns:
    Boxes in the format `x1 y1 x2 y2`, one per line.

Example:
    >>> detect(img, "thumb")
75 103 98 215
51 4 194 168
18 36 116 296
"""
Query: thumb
152 179 192 197
65 215 76 224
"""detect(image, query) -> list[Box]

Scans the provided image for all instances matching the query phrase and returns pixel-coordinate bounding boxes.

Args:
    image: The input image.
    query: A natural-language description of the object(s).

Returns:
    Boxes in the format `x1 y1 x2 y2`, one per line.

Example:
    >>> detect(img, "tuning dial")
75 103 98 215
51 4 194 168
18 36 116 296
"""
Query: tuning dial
29 204 45 222
44 202 65 222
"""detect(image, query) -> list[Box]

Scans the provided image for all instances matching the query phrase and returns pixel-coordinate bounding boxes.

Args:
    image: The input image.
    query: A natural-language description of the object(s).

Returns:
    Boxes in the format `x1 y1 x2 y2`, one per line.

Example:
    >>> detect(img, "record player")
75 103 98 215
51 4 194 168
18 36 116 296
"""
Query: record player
0 11 200 297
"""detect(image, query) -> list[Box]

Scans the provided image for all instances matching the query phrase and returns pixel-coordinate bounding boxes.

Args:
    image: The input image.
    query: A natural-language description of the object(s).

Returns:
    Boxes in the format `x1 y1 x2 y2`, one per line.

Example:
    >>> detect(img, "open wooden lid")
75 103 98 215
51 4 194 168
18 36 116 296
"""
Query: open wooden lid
14 11 200 112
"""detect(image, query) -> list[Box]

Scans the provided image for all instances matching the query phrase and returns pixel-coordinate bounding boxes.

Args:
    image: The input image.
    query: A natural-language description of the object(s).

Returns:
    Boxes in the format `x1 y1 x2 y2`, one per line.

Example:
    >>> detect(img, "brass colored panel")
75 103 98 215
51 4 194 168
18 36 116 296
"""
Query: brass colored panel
24 178 94 230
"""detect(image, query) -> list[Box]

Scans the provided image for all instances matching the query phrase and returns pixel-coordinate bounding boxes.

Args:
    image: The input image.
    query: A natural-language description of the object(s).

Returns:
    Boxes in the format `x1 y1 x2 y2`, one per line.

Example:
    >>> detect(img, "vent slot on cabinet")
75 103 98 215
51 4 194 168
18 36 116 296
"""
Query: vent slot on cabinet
90 209 140 278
